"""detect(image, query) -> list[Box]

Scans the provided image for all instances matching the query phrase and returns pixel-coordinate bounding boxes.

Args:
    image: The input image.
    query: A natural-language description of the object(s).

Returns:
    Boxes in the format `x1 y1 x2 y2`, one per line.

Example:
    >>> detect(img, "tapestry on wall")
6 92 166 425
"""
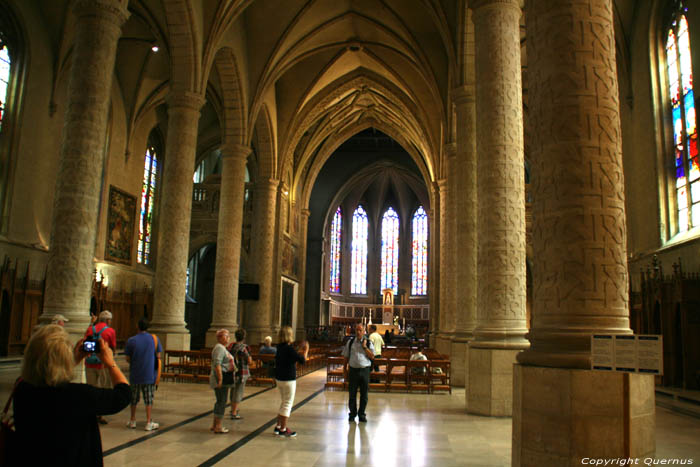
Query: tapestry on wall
105 186 137 265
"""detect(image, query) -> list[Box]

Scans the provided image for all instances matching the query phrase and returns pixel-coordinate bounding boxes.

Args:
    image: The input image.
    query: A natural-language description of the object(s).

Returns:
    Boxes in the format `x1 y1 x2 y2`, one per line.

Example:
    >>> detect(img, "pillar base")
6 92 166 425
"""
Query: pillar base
152 332 190 351
436 333 453 355
451 338 469 387
512 364 655 466
467 347 521 416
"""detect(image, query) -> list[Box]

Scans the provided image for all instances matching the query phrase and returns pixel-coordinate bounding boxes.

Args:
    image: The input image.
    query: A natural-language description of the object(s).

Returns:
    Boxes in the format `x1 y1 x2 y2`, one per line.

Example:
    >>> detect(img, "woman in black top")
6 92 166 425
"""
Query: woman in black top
12 324 131 466
273 325 308 437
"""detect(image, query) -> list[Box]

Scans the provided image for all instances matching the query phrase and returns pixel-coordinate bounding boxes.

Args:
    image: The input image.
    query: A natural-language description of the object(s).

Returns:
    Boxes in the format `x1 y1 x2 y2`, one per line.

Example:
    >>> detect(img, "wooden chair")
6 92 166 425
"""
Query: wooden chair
430 359 451 393
325 356 347 390
406 359 431 393
369 357 388 391
387 359 409 392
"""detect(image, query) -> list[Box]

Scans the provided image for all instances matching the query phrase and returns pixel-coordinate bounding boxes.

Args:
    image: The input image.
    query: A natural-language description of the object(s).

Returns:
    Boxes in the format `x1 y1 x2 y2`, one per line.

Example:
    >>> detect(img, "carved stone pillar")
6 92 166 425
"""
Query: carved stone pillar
41 0 128 346
436 177 451 355
245 178 279 345
150 92 205 350
513 1 654 463
452 85 478 388
205 144 250 347
296 208 311 340
469 0 529 416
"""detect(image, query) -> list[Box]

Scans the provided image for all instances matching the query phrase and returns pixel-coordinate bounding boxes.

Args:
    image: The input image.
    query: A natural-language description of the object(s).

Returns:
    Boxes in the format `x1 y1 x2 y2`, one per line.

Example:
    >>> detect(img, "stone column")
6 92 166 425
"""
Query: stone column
469 0 529 416
436 176 451 355
245 178 279 345
452 85 478 388
150 91 205 350
427 203 439 348
40 0 128 345
205 144 250 347
296 208 311 340
513 1 654 464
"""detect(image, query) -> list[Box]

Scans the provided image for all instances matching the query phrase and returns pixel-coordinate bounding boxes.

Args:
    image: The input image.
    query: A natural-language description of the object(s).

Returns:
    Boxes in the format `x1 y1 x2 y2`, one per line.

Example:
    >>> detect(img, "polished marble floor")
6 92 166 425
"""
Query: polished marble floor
2 362 700 466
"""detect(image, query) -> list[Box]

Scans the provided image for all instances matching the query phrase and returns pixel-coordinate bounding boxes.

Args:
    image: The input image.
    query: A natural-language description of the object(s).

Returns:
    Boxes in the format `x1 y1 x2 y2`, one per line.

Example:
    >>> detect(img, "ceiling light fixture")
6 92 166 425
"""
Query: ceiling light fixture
151 45 159 53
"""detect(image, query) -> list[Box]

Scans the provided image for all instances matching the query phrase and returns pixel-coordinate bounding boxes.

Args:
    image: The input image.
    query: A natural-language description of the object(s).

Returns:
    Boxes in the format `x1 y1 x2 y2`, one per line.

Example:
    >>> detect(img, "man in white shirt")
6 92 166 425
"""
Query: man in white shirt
342 323 375 422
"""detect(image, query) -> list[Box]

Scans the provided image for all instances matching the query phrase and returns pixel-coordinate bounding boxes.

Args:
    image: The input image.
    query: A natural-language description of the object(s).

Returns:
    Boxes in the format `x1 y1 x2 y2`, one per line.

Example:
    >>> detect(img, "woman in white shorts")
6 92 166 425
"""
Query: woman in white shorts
273 326 308 437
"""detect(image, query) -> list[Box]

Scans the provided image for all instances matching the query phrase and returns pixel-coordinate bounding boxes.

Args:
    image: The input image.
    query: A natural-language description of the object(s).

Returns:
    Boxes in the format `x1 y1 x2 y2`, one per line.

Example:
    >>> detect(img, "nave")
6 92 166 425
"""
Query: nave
2 363 700 467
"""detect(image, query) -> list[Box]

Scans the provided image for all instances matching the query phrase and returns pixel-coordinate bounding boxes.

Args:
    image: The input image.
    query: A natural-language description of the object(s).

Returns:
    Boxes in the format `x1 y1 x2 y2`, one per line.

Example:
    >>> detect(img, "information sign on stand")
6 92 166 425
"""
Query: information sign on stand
591 335 663 375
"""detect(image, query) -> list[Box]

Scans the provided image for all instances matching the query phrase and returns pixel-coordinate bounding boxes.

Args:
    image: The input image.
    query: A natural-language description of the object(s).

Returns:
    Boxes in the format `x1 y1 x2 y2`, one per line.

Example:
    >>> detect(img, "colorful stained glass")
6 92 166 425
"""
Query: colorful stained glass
0 42 10 131
351 205 368 294
329 207 342 293
380 207 399 295
668 9 698 232
137 147 158 264
411 206 428 296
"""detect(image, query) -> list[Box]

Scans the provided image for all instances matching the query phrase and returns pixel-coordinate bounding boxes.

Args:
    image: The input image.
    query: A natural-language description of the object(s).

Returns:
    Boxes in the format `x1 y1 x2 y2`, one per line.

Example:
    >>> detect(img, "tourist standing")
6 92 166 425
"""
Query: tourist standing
343 323 374 422
210 329 235 434
124 318 162 431
273 326 308 437
84 310 117 424
227 328 253 419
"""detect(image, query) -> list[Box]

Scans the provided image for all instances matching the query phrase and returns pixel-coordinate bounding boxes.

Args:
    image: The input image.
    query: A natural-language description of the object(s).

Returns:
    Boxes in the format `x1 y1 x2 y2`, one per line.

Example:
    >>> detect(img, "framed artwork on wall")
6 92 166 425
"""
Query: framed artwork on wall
105 185 137 265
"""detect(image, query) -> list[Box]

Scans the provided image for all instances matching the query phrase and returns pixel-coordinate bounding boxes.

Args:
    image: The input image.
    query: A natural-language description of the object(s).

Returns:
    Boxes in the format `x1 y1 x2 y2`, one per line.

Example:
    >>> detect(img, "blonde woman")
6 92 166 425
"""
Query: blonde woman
273 326 308 437
210 328 235 433
12 325 130 466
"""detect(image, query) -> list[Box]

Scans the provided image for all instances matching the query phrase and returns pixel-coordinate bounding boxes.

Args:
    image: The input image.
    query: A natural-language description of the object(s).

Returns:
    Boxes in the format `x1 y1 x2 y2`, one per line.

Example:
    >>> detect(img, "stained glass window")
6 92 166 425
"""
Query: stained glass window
411 206 428 295
0 40 11 132
380 207 399 295
351 205 368 294
137 146 158 264
667 6 698 232
329 206 342 293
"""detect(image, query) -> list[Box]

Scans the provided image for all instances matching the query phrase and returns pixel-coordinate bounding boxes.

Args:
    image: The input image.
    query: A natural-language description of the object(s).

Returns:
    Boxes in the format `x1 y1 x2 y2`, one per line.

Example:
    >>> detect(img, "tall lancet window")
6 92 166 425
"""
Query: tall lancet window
666 5 698 232
0 38 10 132
380 207 399 294
351 205 368 294
329 206 342 293
137 145 158 264
411 206 428 295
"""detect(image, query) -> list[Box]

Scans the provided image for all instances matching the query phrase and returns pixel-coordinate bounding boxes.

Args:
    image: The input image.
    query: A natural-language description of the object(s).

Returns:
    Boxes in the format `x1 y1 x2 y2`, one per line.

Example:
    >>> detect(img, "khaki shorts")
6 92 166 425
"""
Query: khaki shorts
86 367 112 389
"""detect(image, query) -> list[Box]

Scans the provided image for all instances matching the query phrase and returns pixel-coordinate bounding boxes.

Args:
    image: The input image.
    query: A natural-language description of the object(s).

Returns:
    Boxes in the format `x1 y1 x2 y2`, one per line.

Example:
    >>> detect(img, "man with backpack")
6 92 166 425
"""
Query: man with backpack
124 318 162 431
84 310 117 424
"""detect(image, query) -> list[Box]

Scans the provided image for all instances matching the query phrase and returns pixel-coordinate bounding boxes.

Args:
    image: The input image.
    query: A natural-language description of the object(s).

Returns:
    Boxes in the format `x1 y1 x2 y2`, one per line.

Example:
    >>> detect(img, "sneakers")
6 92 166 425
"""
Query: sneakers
358 415 367 423
280 428 297 437
144 421 160 431
230 413 242 420
274 426 282 435
126 420 136 429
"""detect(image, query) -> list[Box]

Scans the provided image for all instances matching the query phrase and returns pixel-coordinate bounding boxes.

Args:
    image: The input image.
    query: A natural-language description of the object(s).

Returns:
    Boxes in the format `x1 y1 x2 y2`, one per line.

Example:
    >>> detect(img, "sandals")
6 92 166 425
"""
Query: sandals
230 413 242 420
213 427 229 434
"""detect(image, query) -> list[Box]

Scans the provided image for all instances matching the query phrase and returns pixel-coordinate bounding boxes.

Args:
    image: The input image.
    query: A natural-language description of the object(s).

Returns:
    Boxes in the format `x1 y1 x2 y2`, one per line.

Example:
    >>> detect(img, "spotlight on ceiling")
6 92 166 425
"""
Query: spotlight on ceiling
151 45 159 53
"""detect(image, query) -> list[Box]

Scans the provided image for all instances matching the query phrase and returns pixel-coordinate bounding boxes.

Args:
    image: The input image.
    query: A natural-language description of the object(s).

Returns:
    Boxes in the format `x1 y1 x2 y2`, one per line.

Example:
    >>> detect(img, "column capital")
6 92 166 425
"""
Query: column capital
167 91 206 112
437 178 449 192
470 0 521 12
301 208 311 219
453 84 476 105
254 178 280 192
73 0 129 26
220 143 251 162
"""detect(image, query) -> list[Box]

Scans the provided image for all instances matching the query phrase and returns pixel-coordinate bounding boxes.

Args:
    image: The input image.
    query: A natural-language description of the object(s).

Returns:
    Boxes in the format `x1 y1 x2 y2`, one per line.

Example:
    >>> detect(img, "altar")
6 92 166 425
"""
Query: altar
373 324 400 335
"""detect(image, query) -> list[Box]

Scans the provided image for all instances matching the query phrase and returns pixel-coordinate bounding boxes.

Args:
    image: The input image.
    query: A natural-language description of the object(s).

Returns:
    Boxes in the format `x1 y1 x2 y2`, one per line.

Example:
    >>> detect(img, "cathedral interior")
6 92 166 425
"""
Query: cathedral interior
0 0 699 465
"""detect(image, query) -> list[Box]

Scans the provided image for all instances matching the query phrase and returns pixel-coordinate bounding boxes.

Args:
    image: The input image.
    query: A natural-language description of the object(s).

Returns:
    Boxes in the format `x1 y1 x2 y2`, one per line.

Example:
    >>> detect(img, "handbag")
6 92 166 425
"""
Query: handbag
222 370 234 385
1 378 21 465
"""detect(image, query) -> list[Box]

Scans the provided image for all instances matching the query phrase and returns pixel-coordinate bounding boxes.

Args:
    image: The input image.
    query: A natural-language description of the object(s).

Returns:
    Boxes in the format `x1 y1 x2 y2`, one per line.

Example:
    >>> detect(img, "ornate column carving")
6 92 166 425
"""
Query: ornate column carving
245 178 279 345
41 0 128 339
296 208 311 339
451 85 478 386
469 0 528 416
205 144 251 346
150 91 205 350
513 2 654 464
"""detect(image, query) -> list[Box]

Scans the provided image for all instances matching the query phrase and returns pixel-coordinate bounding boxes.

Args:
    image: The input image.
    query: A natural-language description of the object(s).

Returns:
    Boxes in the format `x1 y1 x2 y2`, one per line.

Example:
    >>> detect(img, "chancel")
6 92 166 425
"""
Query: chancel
0 0 699 465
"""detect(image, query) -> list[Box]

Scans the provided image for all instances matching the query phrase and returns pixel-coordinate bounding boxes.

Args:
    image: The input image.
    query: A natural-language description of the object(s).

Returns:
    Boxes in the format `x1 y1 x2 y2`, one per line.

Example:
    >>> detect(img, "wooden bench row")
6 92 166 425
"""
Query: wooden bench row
325 356 451 393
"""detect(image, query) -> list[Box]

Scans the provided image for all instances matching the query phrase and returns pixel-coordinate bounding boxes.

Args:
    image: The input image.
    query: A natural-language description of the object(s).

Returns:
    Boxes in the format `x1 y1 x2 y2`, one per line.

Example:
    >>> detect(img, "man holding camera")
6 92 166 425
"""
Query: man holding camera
342 323 374 423
84 310 117 424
